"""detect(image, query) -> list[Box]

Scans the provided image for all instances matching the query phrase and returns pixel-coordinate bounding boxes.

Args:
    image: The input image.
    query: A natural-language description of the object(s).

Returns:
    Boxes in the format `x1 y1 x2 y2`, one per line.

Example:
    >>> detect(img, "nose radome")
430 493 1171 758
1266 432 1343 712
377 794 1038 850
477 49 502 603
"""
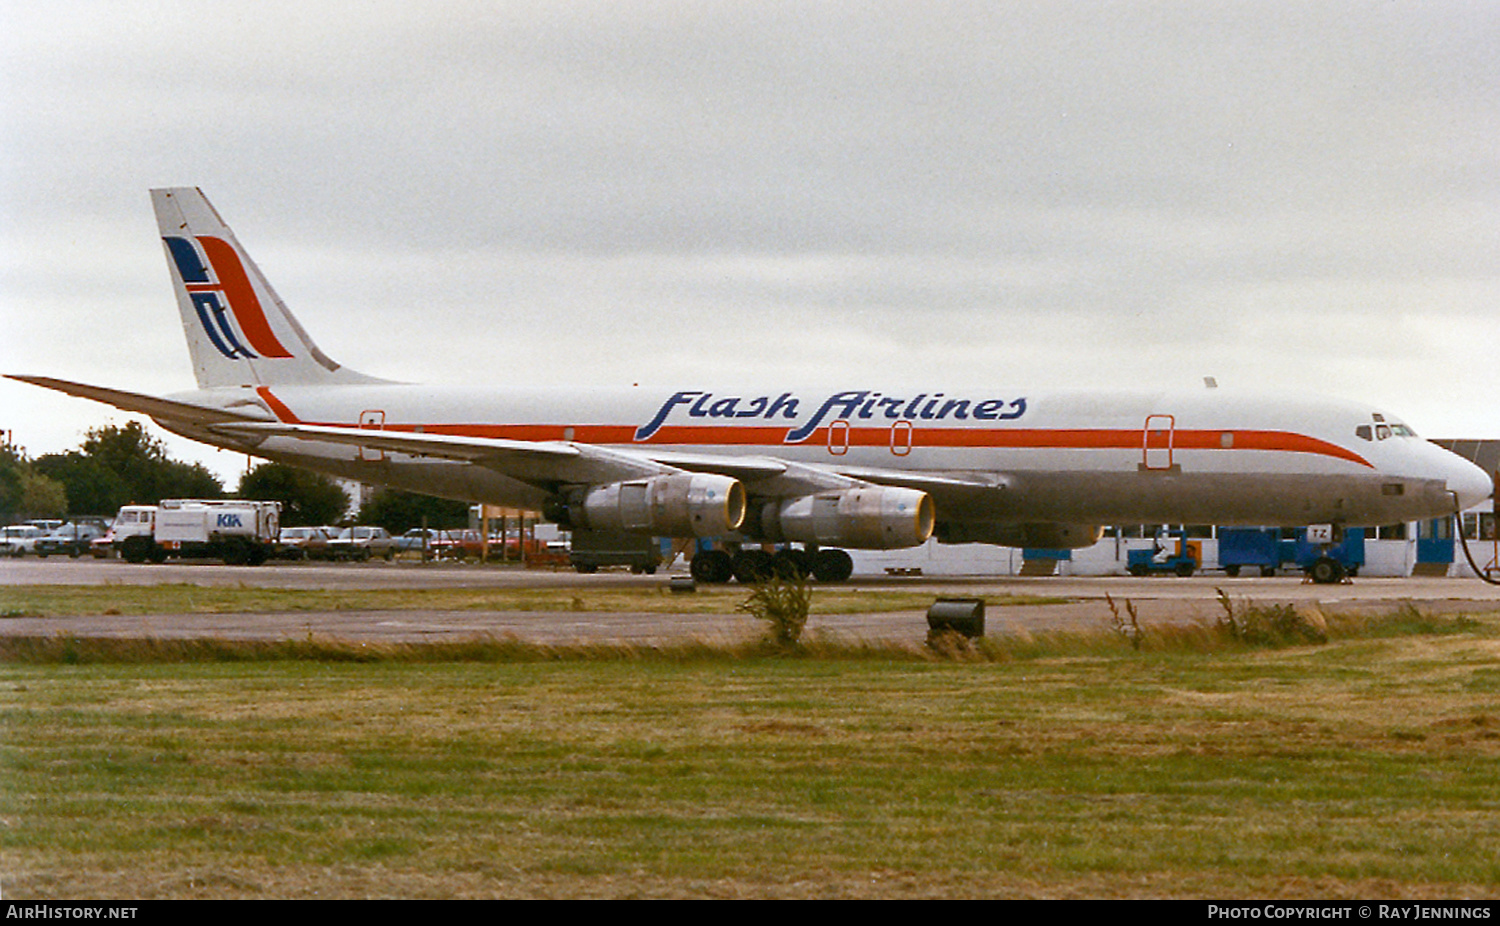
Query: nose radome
1446 456 1495 512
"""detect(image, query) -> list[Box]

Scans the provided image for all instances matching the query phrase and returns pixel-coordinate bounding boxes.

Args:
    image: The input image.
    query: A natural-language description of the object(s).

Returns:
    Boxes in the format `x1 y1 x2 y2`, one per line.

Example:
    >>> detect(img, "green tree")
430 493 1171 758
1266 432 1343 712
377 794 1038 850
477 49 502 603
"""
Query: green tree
17 469 68 520
33 422 224 515
80 422 223 503
0 445 67 521
0 446 25 519
238 463 349 527
28 453 128 516
357 488 470 534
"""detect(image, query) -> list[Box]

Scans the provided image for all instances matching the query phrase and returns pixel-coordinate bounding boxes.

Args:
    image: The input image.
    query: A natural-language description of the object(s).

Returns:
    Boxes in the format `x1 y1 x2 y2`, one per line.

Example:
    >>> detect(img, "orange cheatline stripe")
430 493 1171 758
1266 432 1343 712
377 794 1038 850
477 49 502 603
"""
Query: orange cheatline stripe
255 387 302 423
254 390 1373 469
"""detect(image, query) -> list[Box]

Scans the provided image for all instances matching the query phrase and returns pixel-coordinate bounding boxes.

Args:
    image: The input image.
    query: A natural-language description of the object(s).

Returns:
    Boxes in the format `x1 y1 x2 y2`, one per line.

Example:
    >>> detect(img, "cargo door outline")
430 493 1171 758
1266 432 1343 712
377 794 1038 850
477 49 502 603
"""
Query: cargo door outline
1142 414 1176 471
359 410 386 462
827 419 850 456
890 420 913 456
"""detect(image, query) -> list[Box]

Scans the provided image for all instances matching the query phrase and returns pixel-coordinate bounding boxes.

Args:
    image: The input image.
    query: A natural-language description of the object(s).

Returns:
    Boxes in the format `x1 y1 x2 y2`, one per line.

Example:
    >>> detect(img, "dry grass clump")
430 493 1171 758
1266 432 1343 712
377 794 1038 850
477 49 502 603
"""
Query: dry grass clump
736 575 813 647
1213 587 1329 646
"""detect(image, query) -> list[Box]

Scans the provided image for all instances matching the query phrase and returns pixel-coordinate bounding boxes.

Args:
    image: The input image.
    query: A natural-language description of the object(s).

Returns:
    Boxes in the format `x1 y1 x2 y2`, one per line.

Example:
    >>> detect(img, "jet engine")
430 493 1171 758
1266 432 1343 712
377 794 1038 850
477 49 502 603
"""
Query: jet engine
546 473 746 538
754 486 935 550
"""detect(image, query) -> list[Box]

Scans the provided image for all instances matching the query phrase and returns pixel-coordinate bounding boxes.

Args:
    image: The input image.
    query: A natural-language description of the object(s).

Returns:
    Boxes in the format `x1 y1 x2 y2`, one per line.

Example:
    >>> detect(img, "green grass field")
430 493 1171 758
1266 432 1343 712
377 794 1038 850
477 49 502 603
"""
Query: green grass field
3 599 1499 898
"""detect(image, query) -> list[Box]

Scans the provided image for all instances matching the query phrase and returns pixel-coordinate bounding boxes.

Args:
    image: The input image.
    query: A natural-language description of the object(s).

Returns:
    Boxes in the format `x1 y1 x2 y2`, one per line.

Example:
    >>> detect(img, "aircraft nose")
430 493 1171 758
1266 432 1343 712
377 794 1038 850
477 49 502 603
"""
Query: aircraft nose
1445 456 1495 512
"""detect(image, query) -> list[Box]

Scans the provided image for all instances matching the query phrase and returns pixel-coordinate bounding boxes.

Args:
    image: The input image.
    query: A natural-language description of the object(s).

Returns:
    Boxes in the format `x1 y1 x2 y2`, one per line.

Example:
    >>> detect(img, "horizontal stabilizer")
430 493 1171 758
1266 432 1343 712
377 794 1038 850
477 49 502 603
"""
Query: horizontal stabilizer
5 375 271 426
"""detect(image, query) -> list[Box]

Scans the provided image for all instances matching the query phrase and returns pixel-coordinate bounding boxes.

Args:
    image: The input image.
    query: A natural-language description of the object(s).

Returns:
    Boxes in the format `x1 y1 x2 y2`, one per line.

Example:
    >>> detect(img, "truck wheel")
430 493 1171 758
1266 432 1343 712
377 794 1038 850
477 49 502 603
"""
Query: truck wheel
1224 565 1241 577
574 563 598 574
1309 557 1345 585
1128 564 1149 577
121 536 151 564
1175 562 1196 578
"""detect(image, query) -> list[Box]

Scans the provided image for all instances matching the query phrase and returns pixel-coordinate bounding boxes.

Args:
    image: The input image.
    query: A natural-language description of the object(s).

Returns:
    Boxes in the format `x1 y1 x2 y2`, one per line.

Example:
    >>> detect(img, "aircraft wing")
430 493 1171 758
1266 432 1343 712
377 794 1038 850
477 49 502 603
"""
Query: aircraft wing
641 446 1006 487
642 449 1010 500
214 420 987 502
829 464 1013 498
213 420 683 487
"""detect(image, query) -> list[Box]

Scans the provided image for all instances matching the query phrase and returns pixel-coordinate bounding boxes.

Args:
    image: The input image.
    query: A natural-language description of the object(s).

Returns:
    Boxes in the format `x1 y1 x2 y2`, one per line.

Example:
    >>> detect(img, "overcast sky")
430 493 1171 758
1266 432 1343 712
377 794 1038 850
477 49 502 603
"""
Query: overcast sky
2 1 1497 488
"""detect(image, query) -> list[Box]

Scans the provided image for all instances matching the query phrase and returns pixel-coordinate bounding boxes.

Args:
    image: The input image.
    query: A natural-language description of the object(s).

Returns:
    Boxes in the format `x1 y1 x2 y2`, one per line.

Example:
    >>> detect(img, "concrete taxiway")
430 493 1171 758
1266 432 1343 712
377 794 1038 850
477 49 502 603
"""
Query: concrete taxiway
4 557 1499 646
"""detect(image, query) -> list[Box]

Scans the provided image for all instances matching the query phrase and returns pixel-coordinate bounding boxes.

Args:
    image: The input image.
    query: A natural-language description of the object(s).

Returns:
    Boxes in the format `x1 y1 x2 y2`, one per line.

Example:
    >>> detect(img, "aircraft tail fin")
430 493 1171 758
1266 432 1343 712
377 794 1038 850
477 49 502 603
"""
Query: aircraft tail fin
151 187 385 389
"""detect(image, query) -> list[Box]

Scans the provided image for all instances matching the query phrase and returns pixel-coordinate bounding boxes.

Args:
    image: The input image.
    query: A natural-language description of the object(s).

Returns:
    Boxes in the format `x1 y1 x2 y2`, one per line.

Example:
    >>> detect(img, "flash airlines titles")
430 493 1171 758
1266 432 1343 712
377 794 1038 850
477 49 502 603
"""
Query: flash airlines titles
634 390 1027 443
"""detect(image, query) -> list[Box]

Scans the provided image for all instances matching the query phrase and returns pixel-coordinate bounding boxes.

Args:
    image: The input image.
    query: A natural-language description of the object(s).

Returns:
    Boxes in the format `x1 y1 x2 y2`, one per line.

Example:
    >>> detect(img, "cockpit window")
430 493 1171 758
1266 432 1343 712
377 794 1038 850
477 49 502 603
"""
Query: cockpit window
1360 417 1417 441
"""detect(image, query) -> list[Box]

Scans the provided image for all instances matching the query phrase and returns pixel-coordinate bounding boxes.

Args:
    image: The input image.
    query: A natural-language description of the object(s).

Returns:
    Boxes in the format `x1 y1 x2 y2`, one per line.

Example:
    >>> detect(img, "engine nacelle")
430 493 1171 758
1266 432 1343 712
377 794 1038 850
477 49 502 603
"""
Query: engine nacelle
935 521 1103 549
756 486 935 550
547 473 746 538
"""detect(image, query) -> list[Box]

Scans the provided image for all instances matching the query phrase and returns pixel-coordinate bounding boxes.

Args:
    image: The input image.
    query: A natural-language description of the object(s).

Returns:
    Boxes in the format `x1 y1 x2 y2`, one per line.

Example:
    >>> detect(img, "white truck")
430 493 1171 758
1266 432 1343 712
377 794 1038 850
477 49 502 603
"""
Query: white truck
114 499 281 566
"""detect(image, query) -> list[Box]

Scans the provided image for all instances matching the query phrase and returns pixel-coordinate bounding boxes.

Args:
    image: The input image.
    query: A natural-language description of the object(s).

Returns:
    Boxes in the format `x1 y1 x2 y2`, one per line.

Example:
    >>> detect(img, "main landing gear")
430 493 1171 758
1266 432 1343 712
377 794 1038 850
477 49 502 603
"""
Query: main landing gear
689 546 855 584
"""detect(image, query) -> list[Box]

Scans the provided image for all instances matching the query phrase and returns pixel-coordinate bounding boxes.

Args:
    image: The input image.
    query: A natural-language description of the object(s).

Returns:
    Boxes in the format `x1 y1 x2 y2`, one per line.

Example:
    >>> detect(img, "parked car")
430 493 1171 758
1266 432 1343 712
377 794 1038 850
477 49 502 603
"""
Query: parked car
429 529 490 560
275 526 337 560
34 521 108 558
326 526 395 561
394 528 443 554
0 524 45 557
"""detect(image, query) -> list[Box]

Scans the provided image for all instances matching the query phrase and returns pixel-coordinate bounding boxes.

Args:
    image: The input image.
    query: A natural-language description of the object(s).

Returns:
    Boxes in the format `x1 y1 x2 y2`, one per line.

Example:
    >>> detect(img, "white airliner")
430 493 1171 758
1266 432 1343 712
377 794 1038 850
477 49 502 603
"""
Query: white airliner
9 188 1493 583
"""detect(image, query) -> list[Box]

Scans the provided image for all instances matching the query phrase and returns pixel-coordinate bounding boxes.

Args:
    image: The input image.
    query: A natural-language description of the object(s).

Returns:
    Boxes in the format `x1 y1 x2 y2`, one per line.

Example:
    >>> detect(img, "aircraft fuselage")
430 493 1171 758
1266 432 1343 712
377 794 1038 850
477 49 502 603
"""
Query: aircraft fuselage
163 380 1485 535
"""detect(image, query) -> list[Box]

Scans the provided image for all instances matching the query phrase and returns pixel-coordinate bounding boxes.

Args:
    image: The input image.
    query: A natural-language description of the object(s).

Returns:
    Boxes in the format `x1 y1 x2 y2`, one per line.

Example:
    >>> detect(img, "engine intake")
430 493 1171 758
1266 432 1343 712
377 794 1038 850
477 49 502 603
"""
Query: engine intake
757 486 934 550
548 473 746 538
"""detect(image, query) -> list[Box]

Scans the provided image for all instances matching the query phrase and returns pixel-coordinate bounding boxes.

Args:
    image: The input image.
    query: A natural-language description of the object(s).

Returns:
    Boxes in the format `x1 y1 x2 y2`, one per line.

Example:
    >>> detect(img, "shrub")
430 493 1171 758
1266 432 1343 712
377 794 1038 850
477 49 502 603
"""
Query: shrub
737 574 813 647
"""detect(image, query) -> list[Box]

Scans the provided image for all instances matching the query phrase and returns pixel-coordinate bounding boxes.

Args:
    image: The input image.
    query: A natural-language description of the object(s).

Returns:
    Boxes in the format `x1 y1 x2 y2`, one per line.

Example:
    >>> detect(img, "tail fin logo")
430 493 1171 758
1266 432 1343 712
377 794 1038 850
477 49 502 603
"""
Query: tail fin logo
163 236 293 360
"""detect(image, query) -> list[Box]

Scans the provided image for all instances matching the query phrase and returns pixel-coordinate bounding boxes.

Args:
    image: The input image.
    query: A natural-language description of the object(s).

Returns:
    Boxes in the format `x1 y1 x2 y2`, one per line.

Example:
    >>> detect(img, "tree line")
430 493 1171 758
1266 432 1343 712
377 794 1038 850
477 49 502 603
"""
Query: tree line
1 422 469 532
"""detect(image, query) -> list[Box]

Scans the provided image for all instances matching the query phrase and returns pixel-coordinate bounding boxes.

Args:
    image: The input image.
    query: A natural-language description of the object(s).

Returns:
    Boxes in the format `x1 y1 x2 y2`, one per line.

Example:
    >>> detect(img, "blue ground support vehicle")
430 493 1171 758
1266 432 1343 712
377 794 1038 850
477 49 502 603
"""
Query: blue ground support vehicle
1127 531 1200 577
1216 527 1364 582
1217 528 1282 577
1290 528 1364 583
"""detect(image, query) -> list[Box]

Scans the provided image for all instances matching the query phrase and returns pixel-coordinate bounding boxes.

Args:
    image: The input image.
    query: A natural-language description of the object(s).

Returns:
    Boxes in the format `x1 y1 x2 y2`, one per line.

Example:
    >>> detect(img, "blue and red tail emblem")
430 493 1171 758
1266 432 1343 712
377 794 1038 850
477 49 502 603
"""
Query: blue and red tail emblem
164 236 293 359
